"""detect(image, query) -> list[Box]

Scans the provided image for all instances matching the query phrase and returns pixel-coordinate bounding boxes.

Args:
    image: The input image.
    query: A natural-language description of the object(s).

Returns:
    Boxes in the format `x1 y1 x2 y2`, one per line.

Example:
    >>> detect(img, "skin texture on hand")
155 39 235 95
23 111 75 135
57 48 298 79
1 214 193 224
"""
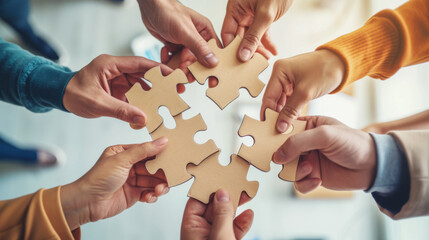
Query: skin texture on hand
138 0 221 68
63 54 180 128
261 50 345 133
221 0 293 61
181 190 253 240
272 116 377 193
363 109 429 134
60 138 169 231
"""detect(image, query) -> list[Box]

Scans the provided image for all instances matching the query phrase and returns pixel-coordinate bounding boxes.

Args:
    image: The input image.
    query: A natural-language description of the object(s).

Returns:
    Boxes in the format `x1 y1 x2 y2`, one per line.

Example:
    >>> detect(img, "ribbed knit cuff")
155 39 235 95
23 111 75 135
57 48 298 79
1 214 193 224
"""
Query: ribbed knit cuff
317 10 403 93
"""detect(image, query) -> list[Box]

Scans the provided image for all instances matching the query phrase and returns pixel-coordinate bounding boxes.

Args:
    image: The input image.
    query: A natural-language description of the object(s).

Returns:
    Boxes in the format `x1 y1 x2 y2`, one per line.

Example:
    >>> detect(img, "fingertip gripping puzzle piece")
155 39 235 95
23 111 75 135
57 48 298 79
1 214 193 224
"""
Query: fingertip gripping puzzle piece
188 36 268 109
125 67 190 133
186 152 259 210
238 108 307 181
146 113 219 187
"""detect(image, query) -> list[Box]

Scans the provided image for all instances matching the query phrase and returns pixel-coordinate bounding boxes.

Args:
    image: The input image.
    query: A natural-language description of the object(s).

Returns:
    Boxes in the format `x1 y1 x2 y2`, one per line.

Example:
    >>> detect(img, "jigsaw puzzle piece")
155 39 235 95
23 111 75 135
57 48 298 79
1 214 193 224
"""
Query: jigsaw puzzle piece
146 113 218 187
238 108 307 181
186 152 259 210
188 36 268 109
125 67 190 133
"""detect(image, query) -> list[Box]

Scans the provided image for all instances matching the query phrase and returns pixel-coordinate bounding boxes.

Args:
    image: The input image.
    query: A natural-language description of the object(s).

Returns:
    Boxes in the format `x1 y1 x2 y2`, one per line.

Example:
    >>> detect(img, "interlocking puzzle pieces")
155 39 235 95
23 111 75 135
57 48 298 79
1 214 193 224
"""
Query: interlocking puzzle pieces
125 67 189 133
188 36 269 110
147 113 218 187
186 152 259 210
238 108 307 182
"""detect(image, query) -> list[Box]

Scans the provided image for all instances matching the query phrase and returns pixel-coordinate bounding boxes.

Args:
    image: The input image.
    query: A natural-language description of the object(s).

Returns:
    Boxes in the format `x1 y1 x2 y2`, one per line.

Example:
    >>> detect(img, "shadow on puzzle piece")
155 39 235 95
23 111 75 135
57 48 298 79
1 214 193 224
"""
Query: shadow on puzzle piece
186 151 259 210
238 108 307 181
125 67 189 133
188 36 269 110
146 113 218 187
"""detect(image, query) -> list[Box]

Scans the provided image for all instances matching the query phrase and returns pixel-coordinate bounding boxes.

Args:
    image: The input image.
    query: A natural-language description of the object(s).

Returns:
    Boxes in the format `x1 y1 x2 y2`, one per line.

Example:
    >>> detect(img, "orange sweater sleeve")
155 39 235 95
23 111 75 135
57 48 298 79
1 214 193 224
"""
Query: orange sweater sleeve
0 187 80 240
317 0 429 93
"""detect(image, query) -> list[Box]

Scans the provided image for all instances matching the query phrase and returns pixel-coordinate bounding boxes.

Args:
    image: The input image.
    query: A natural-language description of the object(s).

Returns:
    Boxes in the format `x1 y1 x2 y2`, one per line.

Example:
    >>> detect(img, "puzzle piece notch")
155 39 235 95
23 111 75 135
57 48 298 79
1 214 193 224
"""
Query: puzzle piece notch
125 67 190 133
238 108 307 181
146 113 219 187
186 152 259 210
188 36 268 110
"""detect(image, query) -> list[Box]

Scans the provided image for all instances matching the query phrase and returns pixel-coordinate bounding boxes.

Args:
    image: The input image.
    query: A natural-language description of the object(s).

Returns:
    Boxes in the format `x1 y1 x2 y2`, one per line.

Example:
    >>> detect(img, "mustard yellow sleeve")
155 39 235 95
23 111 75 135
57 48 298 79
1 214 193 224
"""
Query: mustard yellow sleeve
317 0 429 93
0 186 80 240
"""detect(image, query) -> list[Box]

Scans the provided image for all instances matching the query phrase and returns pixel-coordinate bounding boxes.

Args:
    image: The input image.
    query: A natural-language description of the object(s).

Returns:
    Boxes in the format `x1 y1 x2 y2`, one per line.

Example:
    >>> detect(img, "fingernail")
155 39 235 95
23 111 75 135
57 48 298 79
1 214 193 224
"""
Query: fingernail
278 121 289 132
153 137 168 146
204 53 218 66
216 189 230 202
162 187 170 195
133 116 145 125
277 149 287 162
239 48 251 61
149 196 157 203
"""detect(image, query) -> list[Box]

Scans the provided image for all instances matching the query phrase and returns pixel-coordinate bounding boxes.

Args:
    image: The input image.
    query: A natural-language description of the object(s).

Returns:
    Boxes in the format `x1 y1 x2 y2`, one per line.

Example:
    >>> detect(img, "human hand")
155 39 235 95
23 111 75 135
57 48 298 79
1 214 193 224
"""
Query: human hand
60 137 169 230
221 0 293 61
181 190 253 240
362 123 387 134
63 54 181 128
273 116 377 193
138 0 220 68
261 50 345 132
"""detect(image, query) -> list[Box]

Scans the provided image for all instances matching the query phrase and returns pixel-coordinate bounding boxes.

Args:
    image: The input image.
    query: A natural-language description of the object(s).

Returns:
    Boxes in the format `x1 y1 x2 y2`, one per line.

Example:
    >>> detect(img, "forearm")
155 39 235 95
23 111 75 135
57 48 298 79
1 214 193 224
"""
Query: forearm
0 38 76 112
317 0 429 92
0 187 77 239
376 110 429 132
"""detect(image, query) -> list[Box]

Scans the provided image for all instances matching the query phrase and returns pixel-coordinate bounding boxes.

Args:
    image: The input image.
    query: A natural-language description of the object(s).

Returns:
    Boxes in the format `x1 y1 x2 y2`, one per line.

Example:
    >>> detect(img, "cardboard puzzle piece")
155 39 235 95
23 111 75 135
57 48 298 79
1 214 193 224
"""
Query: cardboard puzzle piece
188 36 268 109
238 108 307 181
186 152 259 210
147 113 218 187
125 67 189 133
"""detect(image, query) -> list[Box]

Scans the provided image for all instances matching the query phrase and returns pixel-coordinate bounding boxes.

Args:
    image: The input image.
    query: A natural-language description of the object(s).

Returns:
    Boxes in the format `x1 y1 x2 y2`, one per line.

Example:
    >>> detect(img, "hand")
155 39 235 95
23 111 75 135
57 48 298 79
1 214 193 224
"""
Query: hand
60 137 169 230
63 54 178 128
362 123 387 134
181 190 253 240
138 0 220 68
273 116 377 193
221 0 293 61
261 50 345 132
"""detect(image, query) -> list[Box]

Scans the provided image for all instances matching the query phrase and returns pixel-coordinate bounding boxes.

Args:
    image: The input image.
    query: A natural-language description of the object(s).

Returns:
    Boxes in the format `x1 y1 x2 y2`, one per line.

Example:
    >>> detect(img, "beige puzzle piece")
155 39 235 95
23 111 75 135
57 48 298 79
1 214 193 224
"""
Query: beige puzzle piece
188 36 268 109
147 113 218 187
186 152 259 209
238 108 307 181
125 67 189 133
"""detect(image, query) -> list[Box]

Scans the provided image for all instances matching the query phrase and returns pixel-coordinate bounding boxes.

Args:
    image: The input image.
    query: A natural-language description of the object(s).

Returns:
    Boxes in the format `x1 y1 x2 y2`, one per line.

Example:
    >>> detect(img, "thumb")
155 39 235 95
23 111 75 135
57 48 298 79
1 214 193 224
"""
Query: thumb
238 9 274 61
182 29 219 68
118 137 168 166
276 92 308 133
100 94 147 126
210 189 235 240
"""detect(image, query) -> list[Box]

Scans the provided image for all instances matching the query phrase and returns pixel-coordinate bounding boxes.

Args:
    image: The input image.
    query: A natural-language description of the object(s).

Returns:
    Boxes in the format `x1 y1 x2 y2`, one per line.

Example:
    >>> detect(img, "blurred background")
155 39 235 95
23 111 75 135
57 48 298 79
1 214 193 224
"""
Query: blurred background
1 0 429 239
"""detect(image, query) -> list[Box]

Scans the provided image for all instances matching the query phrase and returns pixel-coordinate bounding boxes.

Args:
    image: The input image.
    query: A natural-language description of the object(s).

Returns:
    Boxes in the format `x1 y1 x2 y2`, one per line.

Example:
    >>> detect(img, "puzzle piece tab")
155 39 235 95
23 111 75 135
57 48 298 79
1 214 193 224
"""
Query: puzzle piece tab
147 113 218 187
125 67 189 133
188 36 268 109
238 108 307 181
186 152 259 210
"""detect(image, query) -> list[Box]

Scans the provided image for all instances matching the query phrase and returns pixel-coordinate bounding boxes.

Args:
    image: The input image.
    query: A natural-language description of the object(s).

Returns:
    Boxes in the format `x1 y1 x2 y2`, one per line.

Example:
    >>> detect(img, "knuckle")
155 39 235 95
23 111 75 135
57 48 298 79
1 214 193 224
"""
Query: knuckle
114 106 129 121
257 8 275 22
243 33 260 49
280 105 298 120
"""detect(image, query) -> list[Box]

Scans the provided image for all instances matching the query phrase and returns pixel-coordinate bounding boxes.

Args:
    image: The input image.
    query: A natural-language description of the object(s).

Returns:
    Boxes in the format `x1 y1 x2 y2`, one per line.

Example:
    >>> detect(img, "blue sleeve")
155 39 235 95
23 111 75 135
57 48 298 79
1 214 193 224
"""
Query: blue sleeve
0 38 76 112
367 133 410 214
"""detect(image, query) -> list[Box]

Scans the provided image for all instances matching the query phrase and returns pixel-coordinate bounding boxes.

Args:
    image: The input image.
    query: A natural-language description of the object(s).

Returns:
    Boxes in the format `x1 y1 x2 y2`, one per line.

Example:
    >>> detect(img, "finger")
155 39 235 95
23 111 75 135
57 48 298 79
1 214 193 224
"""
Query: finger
276 92 309 133
181 20 219 68
233 209 254 239
294 178 322 194
273 127 332 164
161 46 172 65
98 93 147 126
294 160 313 181
154 183 169 196
135 175 166 188
183 197 207 218
210 189 235 240
221 9 239 47
261 29 277 56
238 8 274 61
117 137 168 166
140 191 158 203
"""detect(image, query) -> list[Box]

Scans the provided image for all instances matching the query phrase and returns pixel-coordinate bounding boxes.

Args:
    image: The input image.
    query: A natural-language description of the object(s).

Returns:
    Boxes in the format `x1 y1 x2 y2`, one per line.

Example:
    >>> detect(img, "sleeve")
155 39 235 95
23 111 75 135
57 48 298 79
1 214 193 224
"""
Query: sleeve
367 133 410 216
0 38 76 112
383 130 429 219
317 0 429 93
0 187 80 240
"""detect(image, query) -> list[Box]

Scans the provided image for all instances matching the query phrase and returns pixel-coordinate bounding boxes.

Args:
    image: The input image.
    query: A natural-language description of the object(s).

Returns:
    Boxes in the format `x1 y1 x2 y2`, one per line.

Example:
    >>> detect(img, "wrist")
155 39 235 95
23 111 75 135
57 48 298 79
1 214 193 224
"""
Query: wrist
316 49 346 93
60 180 91 231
